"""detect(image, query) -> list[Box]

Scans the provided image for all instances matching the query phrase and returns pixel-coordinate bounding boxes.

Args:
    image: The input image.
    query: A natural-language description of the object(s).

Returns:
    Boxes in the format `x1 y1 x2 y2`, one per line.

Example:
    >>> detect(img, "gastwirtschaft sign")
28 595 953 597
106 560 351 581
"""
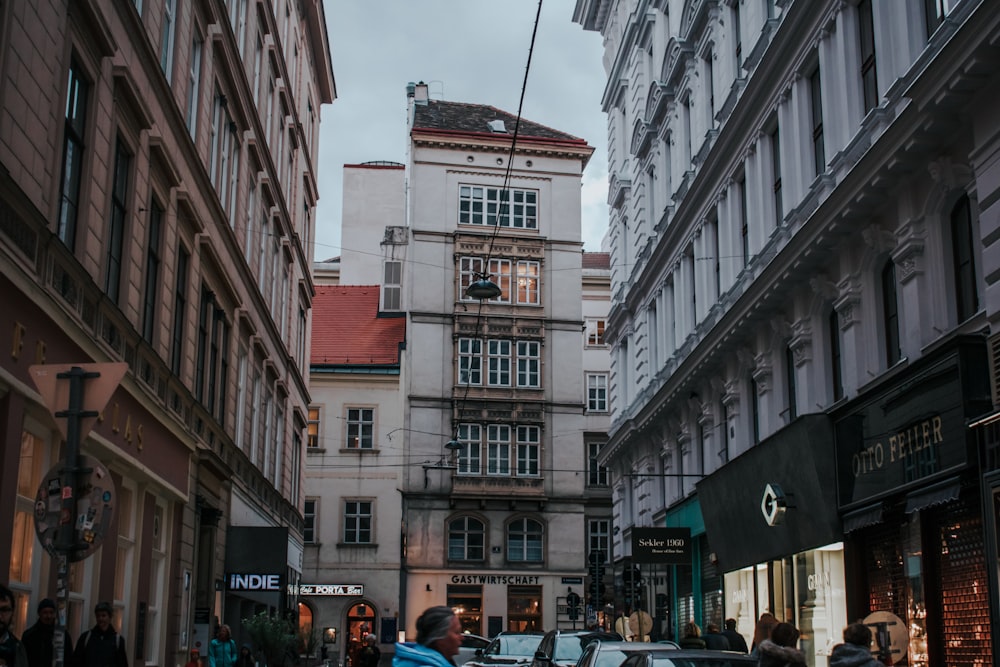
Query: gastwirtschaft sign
631 527 691 563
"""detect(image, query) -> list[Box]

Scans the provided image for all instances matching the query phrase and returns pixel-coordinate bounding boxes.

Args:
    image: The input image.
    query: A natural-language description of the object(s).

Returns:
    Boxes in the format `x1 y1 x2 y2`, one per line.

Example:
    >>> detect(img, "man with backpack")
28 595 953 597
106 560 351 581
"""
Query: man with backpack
72 602 128 667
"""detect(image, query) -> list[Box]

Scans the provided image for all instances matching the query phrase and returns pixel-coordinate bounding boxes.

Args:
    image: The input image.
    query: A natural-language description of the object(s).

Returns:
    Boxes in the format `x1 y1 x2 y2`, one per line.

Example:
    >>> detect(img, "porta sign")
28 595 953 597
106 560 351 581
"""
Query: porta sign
631 527 691 564
228 573 282 591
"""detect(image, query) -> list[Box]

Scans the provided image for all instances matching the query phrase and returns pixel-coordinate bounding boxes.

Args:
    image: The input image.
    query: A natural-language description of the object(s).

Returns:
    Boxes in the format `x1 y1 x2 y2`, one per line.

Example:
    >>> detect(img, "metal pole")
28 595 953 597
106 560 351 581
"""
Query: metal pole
53 367 99 667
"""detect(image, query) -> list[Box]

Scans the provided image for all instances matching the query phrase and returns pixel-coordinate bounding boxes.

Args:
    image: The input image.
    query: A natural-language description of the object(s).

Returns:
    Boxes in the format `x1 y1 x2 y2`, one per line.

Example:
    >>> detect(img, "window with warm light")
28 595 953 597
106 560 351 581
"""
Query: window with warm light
585 319 606 347
307 407 321 449
459 256 540 304
516 261 539 304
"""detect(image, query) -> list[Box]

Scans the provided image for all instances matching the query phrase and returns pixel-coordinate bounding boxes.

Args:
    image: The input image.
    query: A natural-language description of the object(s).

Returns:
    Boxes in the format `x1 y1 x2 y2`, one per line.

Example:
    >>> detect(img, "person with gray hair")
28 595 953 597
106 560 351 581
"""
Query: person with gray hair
393 607 463 667
359 634 381 667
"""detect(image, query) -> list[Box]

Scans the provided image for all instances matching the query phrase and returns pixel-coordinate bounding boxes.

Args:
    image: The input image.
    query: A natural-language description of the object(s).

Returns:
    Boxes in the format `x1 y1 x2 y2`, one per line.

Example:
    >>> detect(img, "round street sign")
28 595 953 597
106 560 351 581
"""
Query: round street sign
34 455 117 562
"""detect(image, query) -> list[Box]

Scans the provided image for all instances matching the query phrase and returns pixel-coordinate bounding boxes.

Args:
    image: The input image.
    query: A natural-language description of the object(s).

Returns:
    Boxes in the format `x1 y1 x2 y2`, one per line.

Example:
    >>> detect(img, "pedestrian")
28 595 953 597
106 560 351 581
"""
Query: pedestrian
392 606 463 667
756 622 806 667
830 622 881 667
749 613 777 658
701 623 730 651
71 601 128 667
22 599 73 667
184 649 202 667
677 621 706 650
358 634 381 667
0 585 28 667
720 619 747 654
209 625 238 667
236 645 254 667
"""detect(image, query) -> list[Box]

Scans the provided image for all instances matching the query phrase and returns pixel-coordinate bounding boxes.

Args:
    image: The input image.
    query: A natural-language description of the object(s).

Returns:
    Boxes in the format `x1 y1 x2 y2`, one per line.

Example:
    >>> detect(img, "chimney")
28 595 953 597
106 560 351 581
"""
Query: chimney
406 81 416 98
414 81 429 105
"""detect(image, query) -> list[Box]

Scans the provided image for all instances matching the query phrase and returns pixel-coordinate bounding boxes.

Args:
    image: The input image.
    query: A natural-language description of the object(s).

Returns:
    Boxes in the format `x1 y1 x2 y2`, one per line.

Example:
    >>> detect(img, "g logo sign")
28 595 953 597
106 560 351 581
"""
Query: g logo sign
761 483 788 526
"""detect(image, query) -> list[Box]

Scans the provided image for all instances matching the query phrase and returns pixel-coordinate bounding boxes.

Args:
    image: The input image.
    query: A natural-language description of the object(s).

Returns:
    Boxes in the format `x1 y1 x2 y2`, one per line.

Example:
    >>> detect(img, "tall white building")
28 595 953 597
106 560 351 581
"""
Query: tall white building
575 0 1000 663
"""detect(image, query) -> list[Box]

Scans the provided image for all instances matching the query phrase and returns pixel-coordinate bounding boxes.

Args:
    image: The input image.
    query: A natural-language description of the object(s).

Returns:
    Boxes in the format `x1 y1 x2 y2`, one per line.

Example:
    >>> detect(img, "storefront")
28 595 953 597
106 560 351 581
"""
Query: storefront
833 337 993 666
699 414 845 665
295 583 384 667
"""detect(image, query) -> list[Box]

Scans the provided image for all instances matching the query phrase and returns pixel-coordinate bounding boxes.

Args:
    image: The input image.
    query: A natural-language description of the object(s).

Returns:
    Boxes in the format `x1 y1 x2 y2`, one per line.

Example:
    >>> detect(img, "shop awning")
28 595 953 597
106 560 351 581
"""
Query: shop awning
904 478 961 514
842 503 883 533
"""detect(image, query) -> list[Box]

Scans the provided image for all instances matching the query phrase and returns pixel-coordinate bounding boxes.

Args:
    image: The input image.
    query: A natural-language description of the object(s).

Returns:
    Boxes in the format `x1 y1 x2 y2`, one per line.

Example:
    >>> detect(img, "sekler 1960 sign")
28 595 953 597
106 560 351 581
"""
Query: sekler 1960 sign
631 527 691 564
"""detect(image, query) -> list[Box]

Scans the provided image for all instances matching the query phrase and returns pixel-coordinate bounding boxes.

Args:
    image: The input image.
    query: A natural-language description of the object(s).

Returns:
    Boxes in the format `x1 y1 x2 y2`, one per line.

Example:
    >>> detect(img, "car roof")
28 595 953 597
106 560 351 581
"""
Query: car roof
631 648 756 661
589 642 674 651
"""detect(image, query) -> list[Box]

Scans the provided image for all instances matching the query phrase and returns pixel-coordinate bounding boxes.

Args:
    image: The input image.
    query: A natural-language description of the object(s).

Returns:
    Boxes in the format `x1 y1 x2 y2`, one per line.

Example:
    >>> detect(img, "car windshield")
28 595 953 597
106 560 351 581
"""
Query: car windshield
650 656 753 667
488 636 542 656
553 636 602 662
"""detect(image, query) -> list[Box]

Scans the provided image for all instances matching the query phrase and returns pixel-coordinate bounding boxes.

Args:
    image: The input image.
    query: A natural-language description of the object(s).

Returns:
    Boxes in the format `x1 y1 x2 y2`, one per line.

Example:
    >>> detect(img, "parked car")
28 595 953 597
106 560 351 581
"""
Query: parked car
576 641 676 667
456 635 491 667
618 647 756 667
464 632 546 667
530 630 624 667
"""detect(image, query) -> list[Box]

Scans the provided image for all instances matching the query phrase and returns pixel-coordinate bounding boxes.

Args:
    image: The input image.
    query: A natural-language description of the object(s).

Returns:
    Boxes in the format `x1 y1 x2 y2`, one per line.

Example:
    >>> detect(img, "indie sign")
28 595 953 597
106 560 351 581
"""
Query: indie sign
228 573 282 591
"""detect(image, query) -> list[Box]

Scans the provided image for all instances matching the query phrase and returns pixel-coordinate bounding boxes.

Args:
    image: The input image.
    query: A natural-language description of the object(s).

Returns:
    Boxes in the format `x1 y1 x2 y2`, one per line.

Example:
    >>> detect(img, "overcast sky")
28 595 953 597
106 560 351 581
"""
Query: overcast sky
313 0 610 262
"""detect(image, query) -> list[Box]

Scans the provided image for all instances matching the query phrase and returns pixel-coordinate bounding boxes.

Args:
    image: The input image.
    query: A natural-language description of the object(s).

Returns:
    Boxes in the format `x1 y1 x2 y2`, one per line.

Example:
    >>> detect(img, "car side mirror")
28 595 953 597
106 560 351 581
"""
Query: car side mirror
534 651 550 663
475 650 484 657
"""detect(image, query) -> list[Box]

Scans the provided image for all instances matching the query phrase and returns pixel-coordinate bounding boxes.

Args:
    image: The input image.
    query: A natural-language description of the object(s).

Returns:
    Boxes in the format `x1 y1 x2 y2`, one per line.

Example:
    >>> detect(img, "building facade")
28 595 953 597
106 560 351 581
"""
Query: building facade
0 0 333 664
574 0 1000 664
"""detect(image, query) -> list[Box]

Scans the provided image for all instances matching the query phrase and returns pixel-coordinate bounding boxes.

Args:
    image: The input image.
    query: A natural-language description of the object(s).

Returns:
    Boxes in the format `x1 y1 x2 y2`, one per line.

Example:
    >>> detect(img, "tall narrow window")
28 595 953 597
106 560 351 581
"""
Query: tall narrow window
829 309 844 401
516 426 539 476
809 65 825 177
924 0 945 38
507 518 543 562
785 343 797 422
142 200 164 343
770 124 782 224
186 36 202 138
587 442 608 487
586 320 606 346
171 247 189 376
106 138 131 303
733 1 742 71
750 373 760 445
488 340 511 386
487 425 511 476
195 287 212 401
951 195 979 322
704 49 715 124
738 175 749 267
587 373 609 412
303 499 317 544
458 338 482 385
307 407 320 449
346 408 374 449
59 61 89 248
516 261 539 304
719 400 730 463
858 0 878 114
516 341 540 388
457 424 482 474
448 517 485 561
160 0 176 80
383 261 402 311
343 501 372 544
235 348 248 450
881 260 901 365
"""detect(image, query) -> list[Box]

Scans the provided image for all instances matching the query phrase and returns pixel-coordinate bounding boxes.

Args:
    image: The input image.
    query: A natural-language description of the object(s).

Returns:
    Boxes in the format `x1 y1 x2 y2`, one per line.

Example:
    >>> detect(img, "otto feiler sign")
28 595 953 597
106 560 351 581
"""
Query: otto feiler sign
631 527 691 564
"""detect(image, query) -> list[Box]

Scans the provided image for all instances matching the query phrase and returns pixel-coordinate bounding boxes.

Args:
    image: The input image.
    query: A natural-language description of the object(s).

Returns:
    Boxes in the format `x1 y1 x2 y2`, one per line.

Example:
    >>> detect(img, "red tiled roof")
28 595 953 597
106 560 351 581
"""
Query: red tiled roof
582 252 610 270
311 285 405 366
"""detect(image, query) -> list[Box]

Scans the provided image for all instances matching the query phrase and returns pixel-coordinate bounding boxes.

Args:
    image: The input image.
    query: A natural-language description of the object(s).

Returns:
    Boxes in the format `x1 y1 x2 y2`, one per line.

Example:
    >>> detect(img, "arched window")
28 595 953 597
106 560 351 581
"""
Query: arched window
507 518 543 562
881 260 901 365
951 194 979 322
448 517 485 561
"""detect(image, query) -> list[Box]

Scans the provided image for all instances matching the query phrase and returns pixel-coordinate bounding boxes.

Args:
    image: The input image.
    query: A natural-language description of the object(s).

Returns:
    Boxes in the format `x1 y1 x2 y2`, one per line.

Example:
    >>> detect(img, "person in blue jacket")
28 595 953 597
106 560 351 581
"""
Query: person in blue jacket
393 607 463 667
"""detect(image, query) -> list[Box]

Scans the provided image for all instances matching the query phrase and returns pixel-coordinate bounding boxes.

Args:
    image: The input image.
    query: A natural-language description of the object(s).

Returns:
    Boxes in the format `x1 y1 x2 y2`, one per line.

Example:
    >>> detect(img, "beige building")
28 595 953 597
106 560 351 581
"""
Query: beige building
0 0 333 662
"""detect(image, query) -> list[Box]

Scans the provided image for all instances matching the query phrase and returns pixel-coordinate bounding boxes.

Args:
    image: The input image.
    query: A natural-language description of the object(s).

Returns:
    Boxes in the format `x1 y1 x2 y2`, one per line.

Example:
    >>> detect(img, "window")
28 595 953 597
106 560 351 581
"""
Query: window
829 309 844 402
303 499 317 543
235 347 248 451
245 181 257 263
809 65 825 177
516 426 539 476
170 246 189 376
307 407 320 449
738 175 749 266
490 259 513 303
750 373 761 445
59 60 89 248
459 186 538 229
457 424 482 474
159 0 176 81
194 287 230 421
516 261 539 304
383 261 402 311
770 124 782 224
487 424 511 475
587 442 608 487
516 341 540 388
732 1 742 71
145 502 168 665
587 373 608 412
586 319 606 346
588 519 610 558
142 200 164 343
458 338 482 385
858 0 878 114
343 501 371 544
346 408 374 449
186 36 202 138
881 260 901 365
507 518 543 562
924 0 947 37
487 340 511 386
12 431 46 590
448 517 485 561
106 138 131 303
951 195 979 322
